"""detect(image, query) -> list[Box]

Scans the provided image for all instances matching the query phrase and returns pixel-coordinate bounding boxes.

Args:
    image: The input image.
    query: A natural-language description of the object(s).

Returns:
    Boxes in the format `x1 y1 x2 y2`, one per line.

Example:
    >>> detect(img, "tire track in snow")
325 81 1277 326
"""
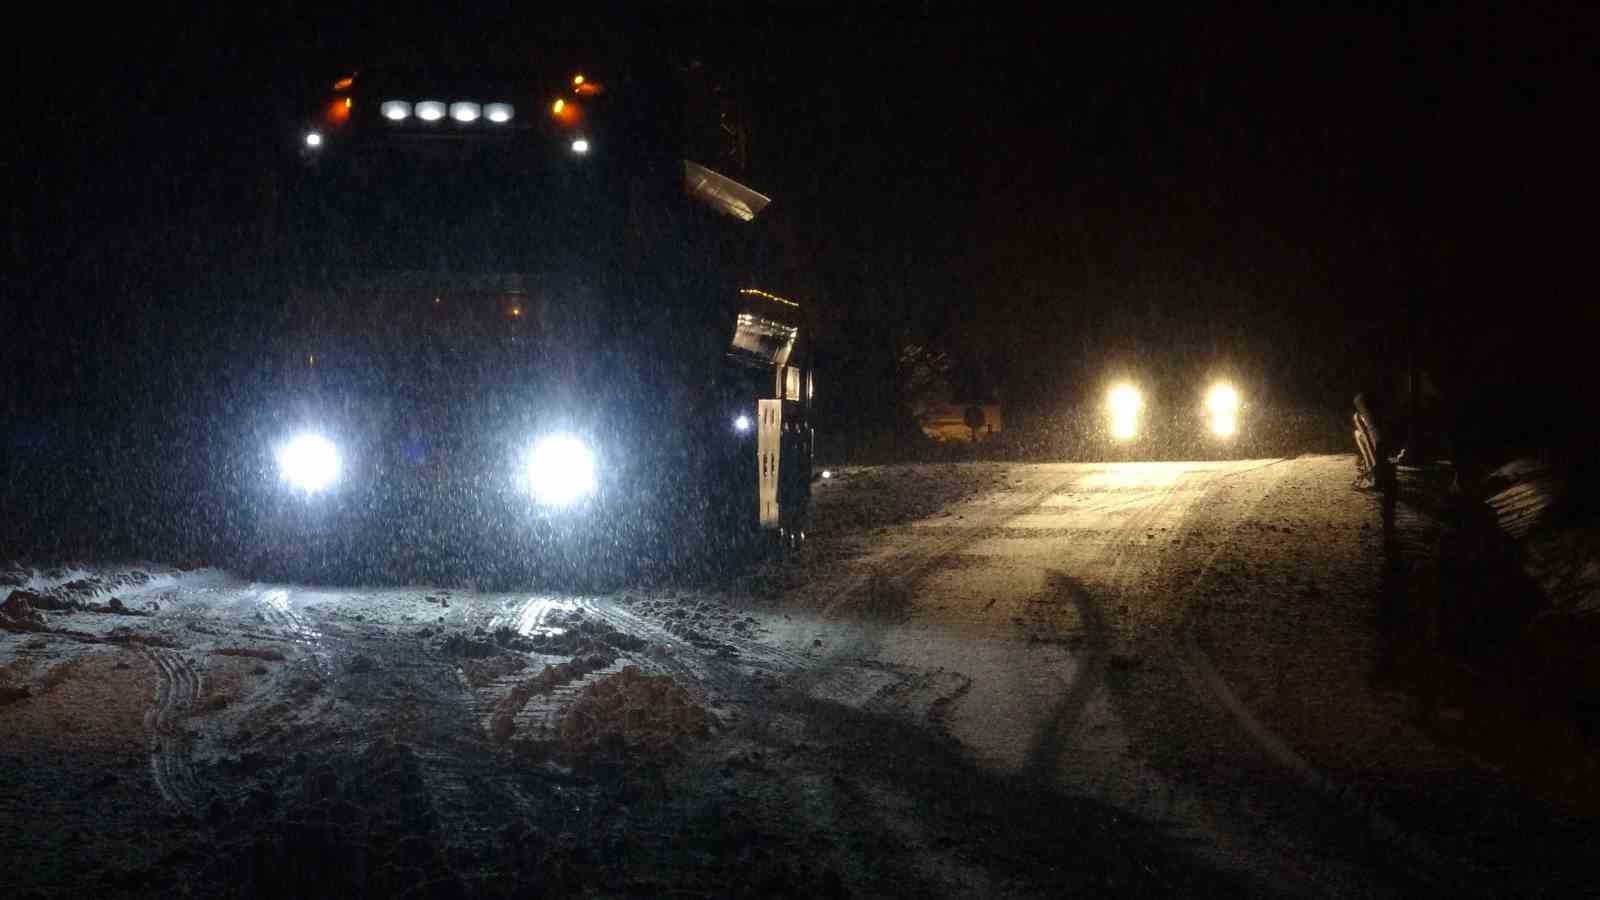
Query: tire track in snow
1169 460 1470 896
1020 465 1208 802
818 468 1084 620
1021 573 1110 782
477 594 818 744
495 595 812 694
791 466 1131 724
478 596 719 743
1005 462 1353 893
570 598 756 695
252 586 332 675
143 648 208 813
804 463 1218 783
798 465 1201 748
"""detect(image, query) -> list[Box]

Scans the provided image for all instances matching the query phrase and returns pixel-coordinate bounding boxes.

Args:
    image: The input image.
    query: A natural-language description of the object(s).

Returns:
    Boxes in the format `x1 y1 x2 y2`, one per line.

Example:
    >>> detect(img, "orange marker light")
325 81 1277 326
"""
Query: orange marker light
326 98 351 124
572 74 585 86
550 98 580 125
333 75 355 91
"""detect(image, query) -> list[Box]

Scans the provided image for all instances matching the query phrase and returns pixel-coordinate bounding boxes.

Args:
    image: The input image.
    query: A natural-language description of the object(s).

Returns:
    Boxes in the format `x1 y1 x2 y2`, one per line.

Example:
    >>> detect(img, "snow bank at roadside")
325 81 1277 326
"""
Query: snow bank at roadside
1523 528 1600 618
1470 456 1598 609
1475 460 1600 706
1476 457 1600 616
1 563 209 669
0 562 186 609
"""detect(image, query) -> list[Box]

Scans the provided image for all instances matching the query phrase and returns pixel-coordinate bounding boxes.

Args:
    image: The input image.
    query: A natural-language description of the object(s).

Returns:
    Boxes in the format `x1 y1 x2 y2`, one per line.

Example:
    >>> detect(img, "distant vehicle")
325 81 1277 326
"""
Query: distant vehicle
1099 379 1249 458
229 62 813 584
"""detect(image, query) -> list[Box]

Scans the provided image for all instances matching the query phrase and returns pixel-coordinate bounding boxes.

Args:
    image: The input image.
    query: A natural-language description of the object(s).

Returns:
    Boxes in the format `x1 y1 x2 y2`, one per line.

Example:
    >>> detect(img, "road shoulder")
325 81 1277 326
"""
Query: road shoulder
1188 454 1595 895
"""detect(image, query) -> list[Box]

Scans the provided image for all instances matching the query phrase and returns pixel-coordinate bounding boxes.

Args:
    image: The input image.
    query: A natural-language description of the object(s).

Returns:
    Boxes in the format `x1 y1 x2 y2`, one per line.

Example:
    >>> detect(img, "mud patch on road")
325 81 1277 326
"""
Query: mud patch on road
1 590 52 631
214 645 287 663
490 653 618 742
459 652 528 688
558 666 710 757
0 648 153 754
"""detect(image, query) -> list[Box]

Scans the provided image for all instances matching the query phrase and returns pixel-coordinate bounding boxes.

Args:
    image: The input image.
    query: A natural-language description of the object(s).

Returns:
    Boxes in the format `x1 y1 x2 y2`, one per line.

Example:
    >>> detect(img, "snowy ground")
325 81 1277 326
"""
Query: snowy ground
2 456 1594 897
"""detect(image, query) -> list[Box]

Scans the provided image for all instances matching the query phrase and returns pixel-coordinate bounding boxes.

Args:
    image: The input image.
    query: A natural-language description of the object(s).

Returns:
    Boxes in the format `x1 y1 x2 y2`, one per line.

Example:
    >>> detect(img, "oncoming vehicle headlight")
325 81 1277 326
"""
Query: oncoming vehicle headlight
524 434 597 508
484 102 514 123
1107 383 1143 441
1205 383 1240 438
381 100 412 121
415 100 446 122
276 433 341 493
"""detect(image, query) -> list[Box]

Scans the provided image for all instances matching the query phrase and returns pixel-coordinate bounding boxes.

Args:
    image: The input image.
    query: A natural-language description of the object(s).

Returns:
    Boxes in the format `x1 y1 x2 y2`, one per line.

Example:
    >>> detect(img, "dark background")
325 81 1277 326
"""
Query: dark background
6 3 1598 473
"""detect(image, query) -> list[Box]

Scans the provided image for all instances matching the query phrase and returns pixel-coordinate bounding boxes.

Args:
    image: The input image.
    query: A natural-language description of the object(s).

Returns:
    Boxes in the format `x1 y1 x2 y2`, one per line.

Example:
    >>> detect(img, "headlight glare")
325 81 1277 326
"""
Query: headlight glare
276 433 341 493
1205 383 1240 415
525 435 597 507
1107 383 1142 441
415 101 446 122
381 100 412 121
485 102 513 123
1206 383 1240 438
449 101 481 123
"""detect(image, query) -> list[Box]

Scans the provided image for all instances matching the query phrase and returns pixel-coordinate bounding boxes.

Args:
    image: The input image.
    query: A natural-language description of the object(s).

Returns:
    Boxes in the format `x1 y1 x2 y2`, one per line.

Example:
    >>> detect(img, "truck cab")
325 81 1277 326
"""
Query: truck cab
239 61 811 583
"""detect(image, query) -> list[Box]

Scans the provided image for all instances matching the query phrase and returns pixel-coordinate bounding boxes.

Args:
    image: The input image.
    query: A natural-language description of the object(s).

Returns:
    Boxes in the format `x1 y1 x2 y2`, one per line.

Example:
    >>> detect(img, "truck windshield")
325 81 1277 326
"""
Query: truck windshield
291 141 629 275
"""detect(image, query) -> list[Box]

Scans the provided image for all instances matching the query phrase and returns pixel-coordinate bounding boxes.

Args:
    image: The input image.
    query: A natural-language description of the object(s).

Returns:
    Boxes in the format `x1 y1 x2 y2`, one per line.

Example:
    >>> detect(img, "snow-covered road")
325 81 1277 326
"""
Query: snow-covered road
2 455 1589 897
779 458 1395 895
793 459 1266 778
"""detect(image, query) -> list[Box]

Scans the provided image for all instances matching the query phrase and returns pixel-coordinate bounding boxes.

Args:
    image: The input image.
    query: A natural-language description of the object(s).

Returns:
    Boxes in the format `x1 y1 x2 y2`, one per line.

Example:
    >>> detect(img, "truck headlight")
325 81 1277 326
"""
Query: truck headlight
524 434 597 507
276 432 341 493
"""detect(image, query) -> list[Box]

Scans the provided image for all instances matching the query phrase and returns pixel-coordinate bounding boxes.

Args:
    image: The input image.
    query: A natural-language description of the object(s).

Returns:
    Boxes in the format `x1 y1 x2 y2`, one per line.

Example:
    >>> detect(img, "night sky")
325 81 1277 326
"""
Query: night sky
7 4 1598 445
